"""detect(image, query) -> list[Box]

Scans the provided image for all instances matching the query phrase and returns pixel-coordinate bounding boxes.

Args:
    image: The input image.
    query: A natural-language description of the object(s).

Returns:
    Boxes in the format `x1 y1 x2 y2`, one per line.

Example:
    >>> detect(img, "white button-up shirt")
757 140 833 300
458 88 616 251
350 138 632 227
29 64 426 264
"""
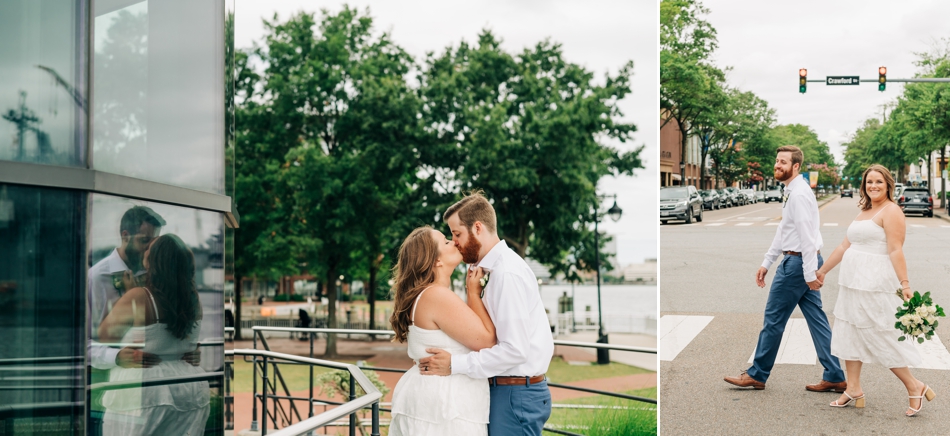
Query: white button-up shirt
451 240 554 379
87 249 137 369
761 174 823 282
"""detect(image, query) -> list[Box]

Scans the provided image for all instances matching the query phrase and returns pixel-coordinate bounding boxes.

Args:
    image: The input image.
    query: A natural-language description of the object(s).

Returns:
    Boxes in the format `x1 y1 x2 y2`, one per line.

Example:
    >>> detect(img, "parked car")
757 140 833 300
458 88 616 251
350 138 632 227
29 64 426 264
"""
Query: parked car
756 191 765 202
740 189 757 204
841 189 853 198
699 189 722 210
898 187 934 217
716 188 734 207
725 187 745 206
763 189 782 203
660 186 704 224
894 183 904 201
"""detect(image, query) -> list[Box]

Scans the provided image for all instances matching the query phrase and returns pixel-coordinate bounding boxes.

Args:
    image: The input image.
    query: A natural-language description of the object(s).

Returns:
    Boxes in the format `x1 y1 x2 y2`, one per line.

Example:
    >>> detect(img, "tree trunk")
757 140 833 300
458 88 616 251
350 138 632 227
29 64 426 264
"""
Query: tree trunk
367 253 382 340
325 265 338 358
233 274 243 341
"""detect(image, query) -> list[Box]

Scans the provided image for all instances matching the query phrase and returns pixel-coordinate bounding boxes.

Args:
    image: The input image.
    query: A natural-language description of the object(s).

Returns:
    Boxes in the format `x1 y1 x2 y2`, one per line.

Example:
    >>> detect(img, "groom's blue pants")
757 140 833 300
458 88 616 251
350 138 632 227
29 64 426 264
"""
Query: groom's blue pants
746 253 845 384
488 379 551 436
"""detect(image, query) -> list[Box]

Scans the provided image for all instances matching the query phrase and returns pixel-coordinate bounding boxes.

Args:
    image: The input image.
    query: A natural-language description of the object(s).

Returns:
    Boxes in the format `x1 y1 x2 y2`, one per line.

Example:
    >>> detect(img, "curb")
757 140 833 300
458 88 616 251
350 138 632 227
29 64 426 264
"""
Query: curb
933 206 950 224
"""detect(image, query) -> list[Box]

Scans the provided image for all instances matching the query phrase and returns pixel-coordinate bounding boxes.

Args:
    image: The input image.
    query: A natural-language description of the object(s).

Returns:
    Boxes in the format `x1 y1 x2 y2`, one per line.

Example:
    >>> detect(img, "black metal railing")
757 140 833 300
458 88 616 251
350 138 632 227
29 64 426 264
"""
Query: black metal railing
225 326 656 436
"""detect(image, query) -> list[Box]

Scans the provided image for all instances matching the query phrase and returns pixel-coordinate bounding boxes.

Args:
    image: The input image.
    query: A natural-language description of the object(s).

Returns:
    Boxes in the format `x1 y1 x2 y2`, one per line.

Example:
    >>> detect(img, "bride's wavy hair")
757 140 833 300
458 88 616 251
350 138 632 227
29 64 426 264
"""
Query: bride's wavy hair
858 164 895 211
145 234 202 340
389 226 440 343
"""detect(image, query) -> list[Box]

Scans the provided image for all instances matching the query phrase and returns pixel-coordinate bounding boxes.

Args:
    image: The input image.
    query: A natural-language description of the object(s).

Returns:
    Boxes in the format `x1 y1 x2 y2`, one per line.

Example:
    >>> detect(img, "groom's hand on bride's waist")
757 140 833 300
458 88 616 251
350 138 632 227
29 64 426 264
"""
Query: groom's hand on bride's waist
419 348 452 376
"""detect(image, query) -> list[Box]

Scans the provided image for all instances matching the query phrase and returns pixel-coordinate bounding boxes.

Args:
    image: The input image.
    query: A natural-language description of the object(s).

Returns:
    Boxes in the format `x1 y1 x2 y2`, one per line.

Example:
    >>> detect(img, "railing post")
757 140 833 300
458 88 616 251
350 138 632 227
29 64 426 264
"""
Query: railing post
349 372 356 436
251 329 259 431
371 402 380 436
309 330 314 419
262 353 268 435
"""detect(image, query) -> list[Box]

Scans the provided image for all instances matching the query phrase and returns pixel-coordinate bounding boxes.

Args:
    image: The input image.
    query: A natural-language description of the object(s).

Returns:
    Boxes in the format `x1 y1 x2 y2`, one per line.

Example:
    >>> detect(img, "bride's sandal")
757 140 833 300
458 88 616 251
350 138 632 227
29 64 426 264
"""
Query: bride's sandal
906 385 935 417
830 391 865 408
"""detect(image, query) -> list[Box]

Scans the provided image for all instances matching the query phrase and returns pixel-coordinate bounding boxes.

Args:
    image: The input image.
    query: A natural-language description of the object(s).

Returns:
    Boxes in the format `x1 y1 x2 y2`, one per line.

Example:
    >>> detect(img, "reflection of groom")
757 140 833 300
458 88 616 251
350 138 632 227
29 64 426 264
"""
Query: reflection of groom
420 192 554 436
724 146 846 392
88 206 166 369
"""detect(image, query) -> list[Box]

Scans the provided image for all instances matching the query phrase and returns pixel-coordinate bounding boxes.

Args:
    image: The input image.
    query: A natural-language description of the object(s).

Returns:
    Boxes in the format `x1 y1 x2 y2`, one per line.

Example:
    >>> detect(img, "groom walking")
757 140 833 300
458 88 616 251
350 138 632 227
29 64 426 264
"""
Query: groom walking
724 145 846 391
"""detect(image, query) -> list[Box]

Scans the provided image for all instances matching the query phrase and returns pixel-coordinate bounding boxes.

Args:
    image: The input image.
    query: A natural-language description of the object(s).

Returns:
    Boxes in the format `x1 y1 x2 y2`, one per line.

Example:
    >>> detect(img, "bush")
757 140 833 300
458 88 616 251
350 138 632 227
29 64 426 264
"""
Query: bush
290 294 305 302
273 294 290 302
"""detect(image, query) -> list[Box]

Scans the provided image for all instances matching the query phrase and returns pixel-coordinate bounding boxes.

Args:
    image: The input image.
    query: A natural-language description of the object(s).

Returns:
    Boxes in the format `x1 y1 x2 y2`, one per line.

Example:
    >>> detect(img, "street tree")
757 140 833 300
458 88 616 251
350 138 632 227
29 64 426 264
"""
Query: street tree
418 31 644 277
257 8 422 356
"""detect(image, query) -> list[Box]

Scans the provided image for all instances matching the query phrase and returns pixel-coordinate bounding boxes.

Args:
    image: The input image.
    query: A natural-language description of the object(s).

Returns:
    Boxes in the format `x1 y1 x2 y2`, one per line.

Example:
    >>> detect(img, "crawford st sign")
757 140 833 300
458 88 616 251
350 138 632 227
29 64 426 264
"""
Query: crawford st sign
826 76 860 85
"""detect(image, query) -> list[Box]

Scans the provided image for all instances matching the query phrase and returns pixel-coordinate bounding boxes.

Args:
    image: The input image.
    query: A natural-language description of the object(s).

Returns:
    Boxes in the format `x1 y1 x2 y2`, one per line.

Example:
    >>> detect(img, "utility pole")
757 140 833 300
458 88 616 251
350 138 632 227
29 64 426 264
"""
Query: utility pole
2 91 41 160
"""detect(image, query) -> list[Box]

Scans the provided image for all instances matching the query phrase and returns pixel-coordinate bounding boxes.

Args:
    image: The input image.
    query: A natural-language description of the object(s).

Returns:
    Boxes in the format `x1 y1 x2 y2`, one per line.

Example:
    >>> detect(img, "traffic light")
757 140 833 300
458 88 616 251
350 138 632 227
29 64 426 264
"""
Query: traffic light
799 68 807 93
878 66 886 91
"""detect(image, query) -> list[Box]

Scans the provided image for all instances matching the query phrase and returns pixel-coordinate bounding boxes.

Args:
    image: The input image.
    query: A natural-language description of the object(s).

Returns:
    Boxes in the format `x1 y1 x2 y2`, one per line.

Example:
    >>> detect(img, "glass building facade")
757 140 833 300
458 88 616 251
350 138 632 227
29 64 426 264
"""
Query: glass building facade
0 0 233 434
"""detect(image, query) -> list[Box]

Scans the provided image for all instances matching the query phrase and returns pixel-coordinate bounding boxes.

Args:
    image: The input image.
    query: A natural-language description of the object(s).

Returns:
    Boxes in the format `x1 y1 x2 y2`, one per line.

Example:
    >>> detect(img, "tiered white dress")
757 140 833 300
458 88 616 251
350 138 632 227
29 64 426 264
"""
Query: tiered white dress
830 213 922 368
101 288 210 435
389 289 490 436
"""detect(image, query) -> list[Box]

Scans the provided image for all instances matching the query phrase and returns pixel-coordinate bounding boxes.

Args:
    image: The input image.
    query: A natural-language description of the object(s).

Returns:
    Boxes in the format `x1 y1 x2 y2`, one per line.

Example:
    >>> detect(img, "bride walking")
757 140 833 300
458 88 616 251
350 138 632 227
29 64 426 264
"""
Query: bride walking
387 226 496 435
816 164 934 416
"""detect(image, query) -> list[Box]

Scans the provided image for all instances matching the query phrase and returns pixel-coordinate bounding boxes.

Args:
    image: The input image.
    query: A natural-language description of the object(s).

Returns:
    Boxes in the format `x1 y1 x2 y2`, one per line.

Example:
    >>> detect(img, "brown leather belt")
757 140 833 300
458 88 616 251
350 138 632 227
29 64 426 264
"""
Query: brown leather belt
783 250 820 256
489 374 546 386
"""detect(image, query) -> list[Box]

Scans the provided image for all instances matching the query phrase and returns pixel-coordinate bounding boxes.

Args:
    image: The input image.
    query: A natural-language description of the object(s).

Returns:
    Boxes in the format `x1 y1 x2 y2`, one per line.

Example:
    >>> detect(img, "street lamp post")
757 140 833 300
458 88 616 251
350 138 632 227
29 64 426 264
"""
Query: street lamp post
594 194 623 365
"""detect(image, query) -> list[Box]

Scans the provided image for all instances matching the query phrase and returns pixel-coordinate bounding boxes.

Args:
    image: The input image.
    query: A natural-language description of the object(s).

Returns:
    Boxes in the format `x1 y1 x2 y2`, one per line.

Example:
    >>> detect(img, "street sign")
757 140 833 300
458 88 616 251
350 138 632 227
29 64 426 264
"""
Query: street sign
826 76 860 85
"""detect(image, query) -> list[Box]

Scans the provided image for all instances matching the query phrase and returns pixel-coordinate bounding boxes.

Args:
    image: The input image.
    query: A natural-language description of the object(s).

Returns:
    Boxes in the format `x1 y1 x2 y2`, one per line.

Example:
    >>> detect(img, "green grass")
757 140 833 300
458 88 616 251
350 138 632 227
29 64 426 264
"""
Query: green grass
231 358 337 393
547 388 657 436
546 356 654 384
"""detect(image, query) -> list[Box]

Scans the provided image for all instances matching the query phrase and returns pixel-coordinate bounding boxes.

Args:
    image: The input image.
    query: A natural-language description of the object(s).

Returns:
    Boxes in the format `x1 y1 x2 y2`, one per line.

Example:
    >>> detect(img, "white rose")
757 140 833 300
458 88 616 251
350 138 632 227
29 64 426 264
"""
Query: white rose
917 306 928 317
928 306 937 315
913 329 923 336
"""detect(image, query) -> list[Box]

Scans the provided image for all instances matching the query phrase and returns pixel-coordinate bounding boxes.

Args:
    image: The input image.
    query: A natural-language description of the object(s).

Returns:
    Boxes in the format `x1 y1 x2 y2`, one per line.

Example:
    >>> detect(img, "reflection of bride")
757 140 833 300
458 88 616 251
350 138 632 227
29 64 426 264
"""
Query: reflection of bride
98 234 209 435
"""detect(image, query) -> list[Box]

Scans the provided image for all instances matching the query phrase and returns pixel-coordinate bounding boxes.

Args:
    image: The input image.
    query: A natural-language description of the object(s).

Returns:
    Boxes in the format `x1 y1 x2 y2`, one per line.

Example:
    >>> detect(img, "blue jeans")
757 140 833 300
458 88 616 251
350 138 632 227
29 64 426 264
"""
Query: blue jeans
747 254 845 384
489 379 551 436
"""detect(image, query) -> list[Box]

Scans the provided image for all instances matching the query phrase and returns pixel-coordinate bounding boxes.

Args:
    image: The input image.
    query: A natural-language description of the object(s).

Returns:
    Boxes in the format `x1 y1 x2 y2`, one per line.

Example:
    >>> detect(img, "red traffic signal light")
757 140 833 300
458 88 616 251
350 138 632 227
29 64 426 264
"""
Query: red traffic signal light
799 68 807 77
879 66 887 75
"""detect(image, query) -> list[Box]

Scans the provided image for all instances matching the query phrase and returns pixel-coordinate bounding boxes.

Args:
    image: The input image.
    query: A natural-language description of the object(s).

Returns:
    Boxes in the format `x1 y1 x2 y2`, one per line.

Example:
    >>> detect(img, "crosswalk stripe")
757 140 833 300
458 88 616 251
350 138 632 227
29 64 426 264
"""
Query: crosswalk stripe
913 334 950 370
748 318 817 365
910 224 925 228
823 223 838 226
766 222 780 226
735 222 753 226
706 223 725 226
943 225 950 228
660 315 714 361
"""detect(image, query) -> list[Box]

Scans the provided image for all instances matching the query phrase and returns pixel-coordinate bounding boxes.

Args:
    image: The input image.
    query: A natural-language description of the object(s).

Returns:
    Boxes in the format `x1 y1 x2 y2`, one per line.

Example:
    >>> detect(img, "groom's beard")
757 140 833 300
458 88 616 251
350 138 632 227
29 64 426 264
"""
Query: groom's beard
459 236 482 265
774 167 791 182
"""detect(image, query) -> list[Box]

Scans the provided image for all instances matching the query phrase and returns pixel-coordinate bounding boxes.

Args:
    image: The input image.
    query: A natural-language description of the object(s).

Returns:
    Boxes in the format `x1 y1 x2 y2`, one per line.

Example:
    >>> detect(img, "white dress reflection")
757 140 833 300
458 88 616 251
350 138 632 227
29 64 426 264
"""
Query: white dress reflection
99 234 209 435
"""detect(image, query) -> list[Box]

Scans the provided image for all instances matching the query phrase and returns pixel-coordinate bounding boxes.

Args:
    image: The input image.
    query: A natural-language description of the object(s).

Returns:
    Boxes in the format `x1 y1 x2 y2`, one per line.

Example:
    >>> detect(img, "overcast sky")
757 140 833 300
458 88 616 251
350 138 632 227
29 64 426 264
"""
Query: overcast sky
235 0 659 266
703 0 950 165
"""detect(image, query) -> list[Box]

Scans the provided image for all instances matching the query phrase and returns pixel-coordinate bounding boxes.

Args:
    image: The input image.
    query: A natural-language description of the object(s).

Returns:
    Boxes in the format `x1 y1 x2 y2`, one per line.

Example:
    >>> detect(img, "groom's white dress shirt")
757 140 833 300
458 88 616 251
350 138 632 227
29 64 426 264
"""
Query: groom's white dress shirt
761 174 823 282
451 240 554 379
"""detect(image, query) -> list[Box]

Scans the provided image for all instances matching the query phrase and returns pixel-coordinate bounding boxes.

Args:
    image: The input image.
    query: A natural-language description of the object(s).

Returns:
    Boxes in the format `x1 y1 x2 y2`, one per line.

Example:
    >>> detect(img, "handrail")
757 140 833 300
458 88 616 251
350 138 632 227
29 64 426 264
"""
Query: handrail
88 372 223 392
227 349 382 436
552 340 657 354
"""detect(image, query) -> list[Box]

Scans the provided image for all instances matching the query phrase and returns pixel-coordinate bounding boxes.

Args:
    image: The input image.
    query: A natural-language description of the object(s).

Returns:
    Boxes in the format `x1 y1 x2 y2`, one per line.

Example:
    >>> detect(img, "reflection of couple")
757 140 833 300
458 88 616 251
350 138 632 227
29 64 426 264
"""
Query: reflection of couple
725 147 934 417
88 206 209 434
387 192 554 436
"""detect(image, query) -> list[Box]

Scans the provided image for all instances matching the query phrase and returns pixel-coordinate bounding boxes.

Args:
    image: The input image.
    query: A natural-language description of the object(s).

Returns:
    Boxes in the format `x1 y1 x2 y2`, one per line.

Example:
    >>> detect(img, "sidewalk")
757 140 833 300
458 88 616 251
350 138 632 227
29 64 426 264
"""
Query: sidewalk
933 203 950 223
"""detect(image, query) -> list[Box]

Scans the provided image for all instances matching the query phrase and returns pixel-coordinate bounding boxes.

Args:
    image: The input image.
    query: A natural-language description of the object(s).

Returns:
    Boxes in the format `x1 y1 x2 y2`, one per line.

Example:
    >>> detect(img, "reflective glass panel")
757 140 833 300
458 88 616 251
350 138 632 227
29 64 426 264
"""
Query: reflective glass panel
0 184 85 434
93 0 225 194
87 194 224 435
0 1 85 166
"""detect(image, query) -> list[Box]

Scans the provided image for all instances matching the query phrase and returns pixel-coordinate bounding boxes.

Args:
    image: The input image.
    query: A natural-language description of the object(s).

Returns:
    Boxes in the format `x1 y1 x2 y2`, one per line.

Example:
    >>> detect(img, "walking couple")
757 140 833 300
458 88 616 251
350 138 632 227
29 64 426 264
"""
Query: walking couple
385 192 555 435
725 146 935 417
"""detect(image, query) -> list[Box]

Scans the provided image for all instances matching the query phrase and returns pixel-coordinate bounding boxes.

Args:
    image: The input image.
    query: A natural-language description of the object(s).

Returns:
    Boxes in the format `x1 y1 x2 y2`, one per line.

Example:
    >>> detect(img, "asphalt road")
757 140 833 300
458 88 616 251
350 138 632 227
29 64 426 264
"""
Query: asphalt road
660 196 950 435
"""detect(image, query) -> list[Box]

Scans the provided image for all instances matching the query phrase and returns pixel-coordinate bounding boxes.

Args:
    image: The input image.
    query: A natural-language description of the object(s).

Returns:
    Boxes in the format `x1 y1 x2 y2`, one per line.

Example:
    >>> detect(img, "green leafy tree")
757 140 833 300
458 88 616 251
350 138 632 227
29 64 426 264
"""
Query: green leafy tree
661 0 724 184
703 88 775 188
419 31 643 277
841 118 882 186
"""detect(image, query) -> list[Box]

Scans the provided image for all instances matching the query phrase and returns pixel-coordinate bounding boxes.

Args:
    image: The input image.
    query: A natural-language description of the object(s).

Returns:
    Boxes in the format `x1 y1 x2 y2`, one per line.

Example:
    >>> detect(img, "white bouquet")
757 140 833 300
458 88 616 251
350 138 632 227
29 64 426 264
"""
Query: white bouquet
895 290 945 344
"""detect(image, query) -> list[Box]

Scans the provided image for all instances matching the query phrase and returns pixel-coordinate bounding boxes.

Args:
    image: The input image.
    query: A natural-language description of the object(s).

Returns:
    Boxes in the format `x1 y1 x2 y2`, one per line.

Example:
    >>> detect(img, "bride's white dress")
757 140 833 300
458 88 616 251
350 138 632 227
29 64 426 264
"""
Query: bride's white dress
389 289 489 436
101 288 210 435
830 212 922 368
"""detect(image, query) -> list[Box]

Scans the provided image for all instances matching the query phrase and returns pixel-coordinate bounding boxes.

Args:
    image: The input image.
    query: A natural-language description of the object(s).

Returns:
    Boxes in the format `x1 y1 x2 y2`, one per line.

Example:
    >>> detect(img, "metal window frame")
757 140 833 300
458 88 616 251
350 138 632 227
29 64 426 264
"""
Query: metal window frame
0 160 238 227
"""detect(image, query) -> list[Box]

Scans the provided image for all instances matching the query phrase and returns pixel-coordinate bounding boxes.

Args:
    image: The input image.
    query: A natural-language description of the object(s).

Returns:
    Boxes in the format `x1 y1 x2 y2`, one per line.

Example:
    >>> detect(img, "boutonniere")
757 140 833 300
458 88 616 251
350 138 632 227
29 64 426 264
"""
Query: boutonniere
479 272 490 298
782 194 789 207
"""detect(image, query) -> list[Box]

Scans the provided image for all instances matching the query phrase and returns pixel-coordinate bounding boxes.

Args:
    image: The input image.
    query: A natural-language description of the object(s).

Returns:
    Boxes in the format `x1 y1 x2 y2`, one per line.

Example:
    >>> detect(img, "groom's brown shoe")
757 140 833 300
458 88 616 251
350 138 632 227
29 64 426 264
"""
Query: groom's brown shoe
805 380 847 393
724 371 765 390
